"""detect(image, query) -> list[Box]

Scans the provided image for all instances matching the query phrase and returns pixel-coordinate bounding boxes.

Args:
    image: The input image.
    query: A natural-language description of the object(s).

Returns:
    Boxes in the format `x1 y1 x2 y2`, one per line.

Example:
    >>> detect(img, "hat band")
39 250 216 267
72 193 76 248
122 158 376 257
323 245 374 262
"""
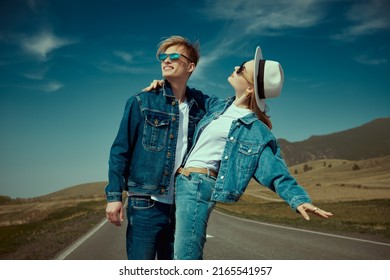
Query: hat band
257 60 265 99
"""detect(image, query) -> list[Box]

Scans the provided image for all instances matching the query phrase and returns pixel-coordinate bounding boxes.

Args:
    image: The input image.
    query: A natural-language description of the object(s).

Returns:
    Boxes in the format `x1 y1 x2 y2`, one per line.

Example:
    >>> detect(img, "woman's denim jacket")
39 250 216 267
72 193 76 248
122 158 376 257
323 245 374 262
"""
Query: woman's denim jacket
105 83 208 202
183 96 312 210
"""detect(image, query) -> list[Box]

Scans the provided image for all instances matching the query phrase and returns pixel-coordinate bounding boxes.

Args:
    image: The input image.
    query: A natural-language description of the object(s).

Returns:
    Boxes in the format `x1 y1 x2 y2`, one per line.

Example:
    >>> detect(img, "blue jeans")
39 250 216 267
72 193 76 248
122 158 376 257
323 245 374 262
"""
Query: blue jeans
174 173 216 260
126 196 175 260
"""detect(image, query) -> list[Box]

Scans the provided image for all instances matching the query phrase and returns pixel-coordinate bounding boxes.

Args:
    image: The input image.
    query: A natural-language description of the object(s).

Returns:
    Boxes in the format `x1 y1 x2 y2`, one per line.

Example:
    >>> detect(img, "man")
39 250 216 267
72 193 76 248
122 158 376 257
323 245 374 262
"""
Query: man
105 36 209 260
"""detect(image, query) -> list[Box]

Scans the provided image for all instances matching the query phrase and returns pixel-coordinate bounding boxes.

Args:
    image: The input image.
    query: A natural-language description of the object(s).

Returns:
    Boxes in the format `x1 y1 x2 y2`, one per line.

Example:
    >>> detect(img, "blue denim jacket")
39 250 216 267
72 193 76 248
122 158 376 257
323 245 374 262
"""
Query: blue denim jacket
184 97 312 210
105 82 209 202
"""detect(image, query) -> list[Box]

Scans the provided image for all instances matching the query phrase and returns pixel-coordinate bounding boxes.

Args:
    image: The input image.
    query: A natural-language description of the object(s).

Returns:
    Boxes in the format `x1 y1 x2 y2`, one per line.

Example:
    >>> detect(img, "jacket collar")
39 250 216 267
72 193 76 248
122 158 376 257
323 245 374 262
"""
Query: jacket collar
223 96 258 125
162 80 199 108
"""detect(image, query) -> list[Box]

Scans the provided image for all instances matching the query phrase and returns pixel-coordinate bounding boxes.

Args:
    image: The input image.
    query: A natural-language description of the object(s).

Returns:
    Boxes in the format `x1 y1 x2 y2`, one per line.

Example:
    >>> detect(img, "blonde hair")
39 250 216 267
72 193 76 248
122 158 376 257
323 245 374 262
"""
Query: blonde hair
156 36 200 66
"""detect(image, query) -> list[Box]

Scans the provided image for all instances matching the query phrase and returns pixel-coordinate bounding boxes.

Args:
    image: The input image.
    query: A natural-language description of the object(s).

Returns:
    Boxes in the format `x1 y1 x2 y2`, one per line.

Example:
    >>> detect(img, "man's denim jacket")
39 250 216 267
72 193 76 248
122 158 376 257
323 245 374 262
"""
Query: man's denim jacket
184 96 312 210
105 82 208 202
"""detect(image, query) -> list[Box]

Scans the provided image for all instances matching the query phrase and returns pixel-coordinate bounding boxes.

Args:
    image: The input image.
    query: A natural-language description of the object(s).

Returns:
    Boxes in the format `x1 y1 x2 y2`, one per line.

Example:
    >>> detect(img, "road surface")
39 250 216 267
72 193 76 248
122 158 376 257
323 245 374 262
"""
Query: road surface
58 210 390 260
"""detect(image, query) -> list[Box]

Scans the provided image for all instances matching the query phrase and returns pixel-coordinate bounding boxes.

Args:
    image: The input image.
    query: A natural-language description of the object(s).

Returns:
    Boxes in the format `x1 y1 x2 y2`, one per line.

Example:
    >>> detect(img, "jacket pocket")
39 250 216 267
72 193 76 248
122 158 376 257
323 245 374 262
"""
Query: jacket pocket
237 142 260 173
142 113 170 151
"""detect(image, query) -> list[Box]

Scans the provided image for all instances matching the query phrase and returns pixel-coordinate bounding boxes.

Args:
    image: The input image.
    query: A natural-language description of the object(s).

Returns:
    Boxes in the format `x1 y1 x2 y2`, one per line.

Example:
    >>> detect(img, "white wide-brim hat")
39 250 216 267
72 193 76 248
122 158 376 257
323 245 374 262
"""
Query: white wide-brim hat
253 46 284 112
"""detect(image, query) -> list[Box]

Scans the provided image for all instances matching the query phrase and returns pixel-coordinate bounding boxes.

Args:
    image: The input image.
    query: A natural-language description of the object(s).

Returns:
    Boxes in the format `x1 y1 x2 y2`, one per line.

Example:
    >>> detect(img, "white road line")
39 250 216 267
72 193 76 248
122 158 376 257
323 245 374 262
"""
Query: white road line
214 210 390 247
55 218 108 260
55 197 129 260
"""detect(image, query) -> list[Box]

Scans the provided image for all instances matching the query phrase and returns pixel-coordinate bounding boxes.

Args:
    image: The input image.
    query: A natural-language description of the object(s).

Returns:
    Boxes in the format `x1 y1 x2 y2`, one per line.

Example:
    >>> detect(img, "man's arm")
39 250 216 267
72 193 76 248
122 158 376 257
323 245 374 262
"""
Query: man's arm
105 95 141 226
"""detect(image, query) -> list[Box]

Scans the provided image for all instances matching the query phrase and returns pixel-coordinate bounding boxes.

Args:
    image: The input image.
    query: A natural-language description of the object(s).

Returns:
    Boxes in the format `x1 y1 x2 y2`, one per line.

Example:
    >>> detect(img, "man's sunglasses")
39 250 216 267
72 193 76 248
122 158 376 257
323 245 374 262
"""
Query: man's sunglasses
158 53 192 62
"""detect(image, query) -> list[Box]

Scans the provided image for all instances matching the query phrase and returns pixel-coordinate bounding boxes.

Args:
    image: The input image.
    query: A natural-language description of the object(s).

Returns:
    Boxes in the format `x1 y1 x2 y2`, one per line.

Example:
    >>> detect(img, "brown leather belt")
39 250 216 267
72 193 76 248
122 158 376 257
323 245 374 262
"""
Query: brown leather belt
176 167 218 178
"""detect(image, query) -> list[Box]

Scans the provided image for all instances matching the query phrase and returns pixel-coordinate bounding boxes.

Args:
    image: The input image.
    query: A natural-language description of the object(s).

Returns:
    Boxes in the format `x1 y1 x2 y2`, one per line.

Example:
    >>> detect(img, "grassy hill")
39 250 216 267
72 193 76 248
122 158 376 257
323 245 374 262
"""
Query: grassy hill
38 182 107 201
279 117 390 166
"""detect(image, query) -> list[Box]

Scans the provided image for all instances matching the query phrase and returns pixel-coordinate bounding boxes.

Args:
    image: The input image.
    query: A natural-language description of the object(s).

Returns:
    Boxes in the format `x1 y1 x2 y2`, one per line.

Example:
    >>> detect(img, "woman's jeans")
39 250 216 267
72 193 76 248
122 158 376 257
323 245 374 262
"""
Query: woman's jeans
174 173 216 260
126 196 175 260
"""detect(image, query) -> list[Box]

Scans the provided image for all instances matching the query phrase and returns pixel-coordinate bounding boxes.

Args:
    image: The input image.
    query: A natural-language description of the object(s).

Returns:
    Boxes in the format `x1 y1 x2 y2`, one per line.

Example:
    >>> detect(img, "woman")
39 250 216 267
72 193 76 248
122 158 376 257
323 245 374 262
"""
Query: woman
148 46 333 260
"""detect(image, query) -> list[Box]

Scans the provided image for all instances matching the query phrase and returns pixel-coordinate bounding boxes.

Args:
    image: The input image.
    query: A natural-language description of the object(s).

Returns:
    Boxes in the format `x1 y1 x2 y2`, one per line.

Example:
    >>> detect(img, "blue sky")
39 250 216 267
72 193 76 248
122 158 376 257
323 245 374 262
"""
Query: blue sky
1 0 389 198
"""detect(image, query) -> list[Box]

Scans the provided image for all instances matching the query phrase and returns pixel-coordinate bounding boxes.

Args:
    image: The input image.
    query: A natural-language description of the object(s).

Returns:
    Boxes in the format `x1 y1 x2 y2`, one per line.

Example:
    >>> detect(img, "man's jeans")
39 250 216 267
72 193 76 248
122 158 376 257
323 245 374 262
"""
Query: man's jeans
126 196 175 260
174 173 216 260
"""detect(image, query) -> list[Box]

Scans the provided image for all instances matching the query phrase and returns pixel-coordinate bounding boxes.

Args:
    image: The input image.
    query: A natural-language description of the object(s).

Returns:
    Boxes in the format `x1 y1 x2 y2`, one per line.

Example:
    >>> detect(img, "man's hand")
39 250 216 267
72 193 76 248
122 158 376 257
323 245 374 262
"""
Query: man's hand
106 201 124 226
142 79 165 92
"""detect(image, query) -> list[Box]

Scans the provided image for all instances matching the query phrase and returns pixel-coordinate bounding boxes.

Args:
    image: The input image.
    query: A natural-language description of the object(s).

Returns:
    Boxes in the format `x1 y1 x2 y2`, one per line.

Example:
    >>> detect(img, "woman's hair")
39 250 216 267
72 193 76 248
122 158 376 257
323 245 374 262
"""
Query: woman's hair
249 96 272 129
244 68 273 129
156 36 200 66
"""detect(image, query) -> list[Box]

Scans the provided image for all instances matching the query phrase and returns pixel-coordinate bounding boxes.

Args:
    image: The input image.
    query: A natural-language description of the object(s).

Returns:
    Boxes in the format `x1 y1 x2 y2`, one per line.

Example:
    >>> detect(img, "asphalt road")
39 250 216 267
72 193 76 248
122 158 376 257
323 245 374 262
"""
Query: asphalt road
58 210 390 260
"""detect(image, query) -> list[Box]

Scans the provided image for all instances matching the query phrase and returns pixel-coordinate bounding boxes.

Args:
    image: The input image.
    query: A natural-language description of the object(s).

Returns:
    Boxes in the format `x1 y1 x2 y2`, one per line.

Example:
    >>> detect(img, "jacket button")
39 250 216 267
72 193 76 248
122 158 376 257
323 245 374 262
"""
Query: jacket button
172 116 176 121
230 137 234 141
161 189 165 194
220 175 225 180
169 134 174 139
224 155 229 160
167 152 172 157
164 171 169 176
171 101 176 106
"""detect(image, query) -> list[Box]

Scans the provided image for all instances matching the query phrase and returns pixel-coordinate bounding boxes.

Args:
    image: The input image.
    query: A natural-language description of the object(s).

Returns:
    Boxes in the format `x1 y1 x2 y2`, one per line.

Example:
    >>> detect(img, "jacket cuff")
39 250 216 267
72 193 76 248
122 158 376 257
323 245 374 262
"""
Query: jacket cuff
290 195 312 210
105 191 123 202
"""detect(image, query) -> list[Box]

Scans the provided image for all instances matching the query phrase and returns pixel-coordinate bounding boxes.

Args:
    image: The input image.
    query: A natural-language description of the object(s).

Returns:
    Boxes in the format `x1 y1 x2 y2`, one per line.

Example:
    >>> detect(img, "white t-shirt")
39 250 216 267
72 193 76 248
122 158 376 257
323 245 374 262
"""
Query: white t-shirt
151 100 189 204
184 103 251 171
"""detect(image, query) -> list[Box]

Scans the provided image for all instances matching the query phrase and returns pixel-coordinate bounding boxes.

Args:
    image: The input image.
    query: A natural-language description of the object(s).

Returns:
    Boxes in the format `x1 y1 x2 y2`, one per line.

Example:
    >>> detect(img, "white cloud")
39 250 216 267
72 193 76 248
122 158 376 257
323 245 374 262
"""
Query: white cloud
41 81 63 92
4 81 64 93
97 60 151 74
113 50 133 63
191 37 237 82
354 55 387 65
23 66 49 80
192 0 326 82
202 0 325 34
332 0 390 40
20 31 77 60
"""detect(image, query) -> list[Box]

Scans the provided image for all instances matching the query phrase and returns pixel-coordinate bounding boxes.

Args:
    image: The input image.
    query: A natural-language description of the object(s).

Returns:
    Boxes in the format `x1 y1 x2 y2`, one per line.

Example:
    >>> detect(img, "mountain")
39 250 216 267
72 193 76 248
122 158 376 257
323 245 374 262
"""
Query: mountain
36 182 107 201
279 117 390 166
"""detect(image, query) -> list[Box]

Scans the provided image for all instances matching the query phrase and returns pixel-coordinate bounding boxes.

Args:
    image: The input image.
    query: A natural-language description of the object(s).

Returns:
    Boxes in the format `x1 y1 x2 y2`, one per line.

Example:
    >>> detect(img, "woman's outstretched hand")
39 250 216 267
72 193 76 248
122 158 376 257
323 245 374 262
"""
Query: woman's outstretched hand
297 203 333 221
142 79 165 92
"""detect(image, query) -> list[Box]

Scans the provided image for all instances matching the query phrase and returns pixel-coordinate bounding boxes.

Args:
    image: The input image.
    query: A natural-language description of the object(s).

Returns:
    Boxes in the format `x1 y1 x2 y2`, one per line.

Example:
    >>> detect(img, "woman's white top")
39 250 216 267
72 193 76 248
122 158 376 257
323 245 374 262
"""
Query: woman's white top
184 103 251 172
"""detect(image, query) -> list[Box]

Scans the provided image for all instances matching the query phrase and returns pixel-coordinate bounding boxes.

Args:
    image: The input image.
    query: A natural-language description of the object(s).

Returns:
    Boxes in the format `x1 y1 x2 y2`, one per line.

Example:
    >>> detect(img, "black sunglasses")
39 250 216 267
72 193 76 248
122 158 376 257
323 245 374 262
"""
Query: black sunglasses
236 60 248 75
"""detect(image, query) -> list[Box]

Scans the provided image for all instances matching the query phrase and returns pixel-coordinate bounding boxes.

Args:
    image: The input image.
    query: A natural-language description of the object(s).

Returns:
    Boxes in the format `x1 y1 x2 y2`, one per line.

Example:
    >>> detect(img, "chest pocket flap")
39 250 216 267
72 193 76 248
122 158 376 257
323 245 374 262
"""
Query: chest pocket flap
237 142 261 173
145 114 170 127
143 113 170 152
238 142 260 155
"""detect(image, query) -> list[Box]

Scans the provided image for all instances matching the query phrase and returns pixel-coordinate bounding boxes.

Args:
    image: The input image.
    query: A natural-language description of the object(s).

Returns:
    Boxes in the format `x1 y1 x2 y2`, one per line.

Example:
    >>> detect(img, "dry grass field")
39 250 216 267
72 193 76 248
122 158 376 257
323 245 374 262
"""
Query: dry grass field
0 182 107 259
216 156 390 242
0 156 389 259
244 156 390 202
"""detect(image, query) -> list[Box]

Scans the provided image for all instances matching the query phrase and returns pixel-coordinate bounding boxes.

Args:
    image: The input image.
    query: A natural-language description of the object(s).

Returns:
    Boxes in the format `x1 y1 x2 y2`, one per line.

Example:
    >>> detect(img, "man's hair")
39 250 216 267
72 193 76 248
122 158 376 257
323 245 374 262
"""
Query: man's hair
156 36 200 66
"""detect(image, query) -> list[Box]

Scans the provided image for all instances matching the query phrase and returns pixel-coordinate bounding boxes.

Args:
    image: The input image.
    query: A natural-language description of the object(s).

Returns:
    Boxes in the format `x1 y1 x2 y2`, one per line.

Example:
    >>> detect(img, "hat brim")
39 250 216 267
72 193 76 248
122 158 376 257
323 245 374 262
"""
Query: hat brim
253 46 266 112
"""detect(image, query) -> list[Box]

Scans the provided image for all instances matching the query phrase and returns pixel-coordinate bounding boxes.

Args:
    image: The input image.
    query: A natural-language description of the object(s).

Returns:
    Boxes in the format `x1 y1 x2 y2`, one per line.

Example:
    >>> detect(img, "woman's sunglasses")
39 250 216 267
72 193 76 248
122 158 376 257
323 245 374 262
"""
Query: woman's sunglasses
236 60 252 84
236 60 248 75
